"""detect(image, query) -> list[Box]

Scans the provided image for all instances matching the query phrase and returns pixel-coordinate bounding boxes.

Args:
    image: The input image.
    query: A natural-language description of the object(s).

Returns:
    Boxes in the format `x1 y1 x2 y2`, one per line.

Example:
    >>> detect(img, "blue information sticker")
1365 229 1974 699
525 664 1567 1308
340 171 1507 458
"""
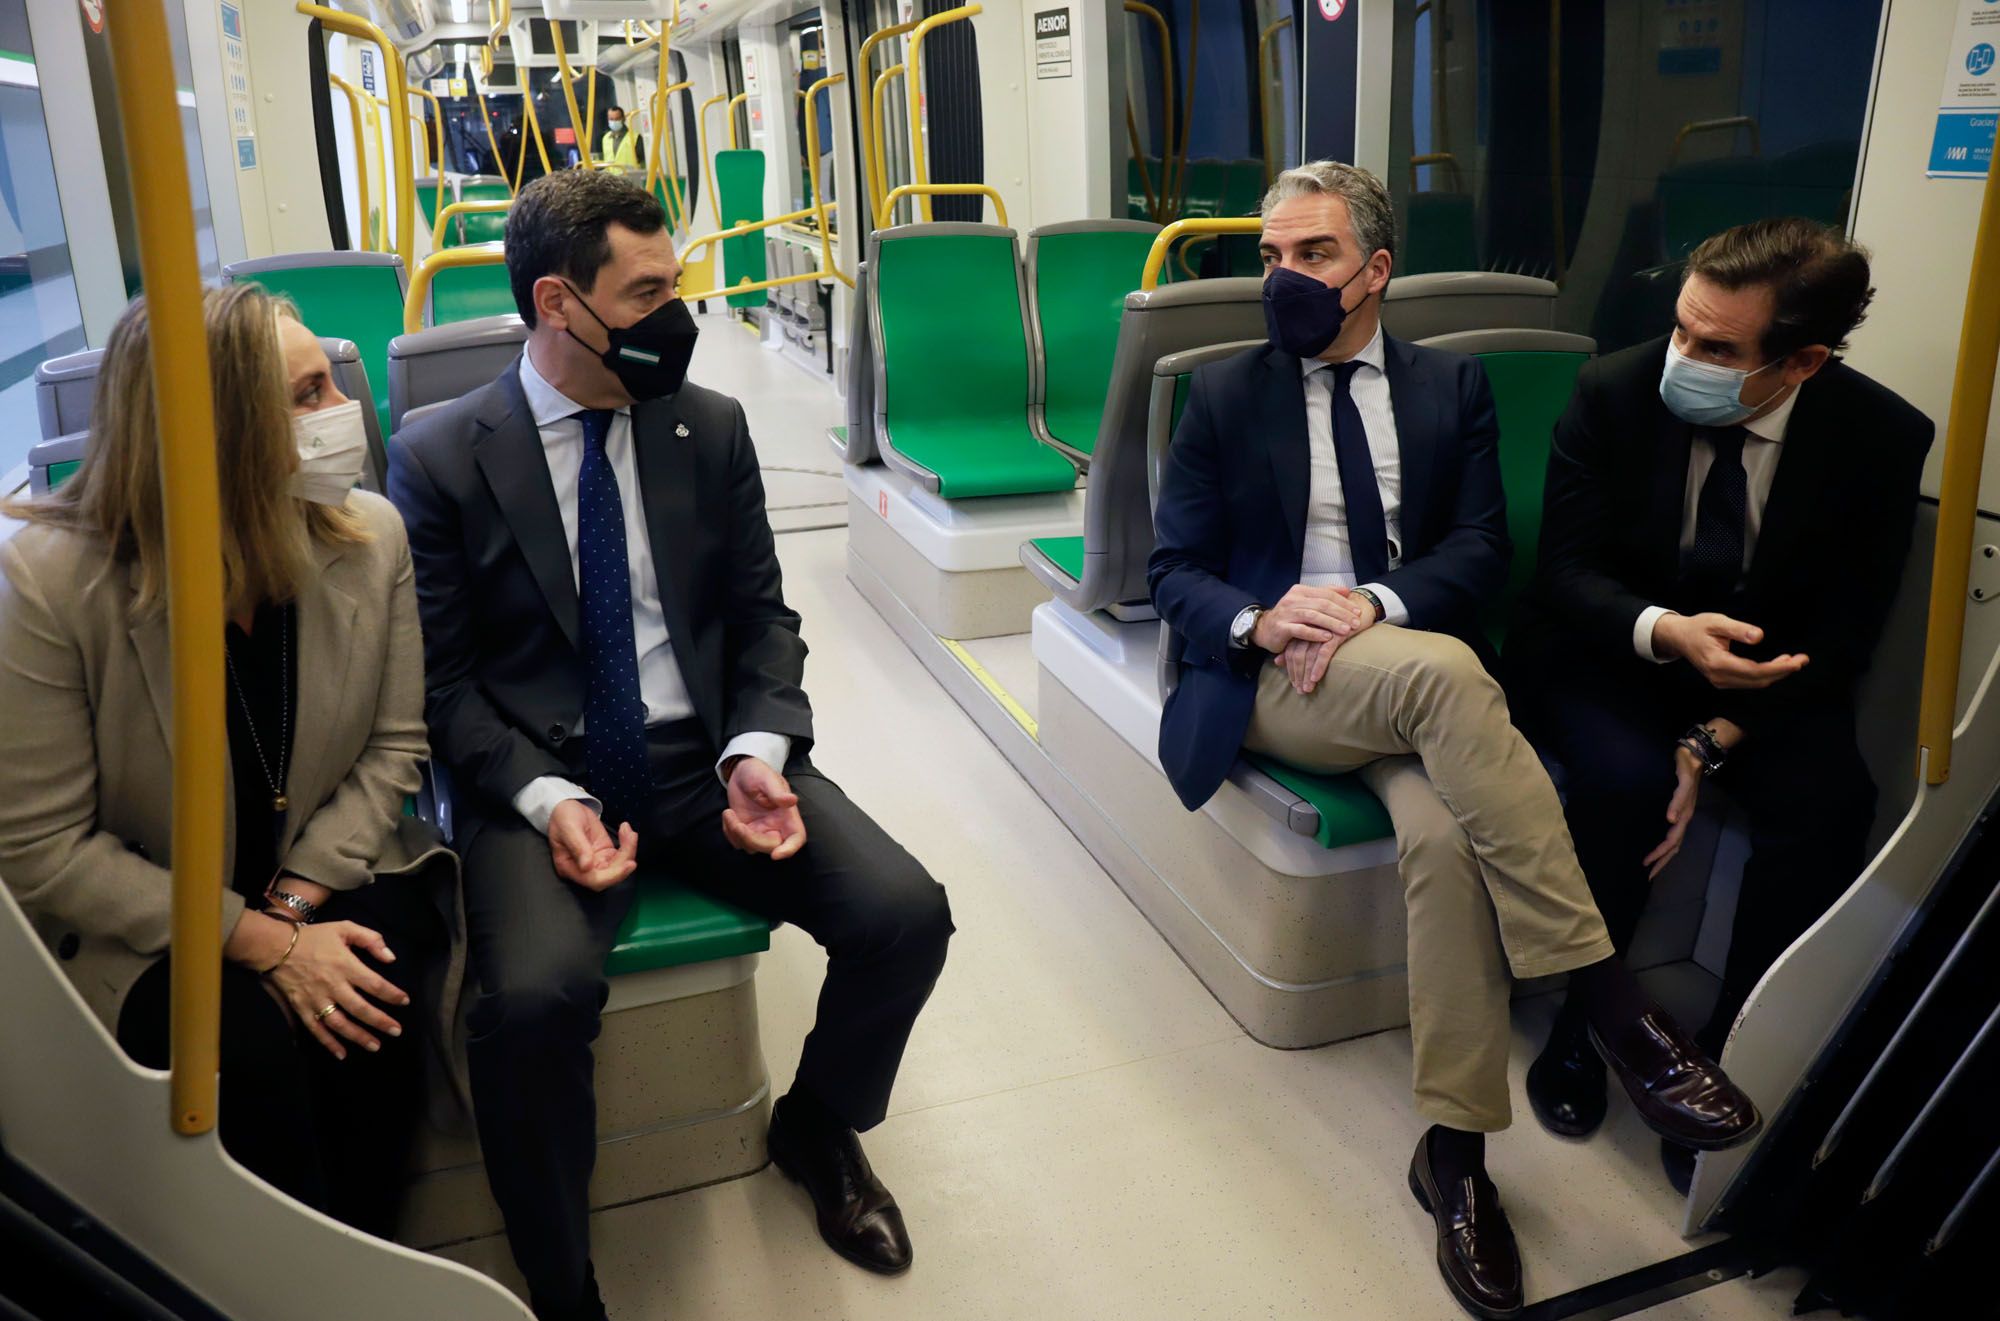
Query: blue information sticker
1930 111 1996 177
237 136 258 170
221 2 241 40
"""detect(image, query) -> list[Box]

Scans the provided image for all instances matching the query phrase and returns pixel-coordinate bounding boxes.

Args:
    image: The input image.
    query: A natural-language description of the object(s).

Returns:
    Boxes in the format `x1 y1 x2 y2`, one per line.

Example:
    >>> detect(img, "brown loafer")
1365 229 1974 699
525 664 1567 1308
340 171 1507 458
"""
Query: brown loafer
1590 1013 1763 1151
1408 1131 1524 1319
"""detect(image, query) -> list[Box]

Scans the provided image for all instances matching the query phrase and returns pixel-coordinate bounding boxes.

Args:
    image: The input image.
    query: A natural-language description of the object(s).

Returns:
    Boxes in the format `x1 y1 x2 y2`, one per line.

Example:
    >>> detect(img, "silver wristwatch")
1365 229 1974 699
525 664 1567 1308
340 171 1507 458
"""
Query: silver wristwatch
266 888 319 925
1230 605 1265 649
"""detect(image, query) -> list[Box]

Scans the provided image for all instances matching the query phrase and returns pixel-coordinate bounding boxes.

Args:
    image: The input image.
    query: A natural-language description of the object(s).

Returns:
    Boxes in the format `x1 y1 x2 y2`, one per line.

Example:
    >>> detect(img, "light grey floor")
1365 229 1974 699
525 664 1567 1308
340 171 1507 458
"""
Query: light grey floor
438 321 1802 1320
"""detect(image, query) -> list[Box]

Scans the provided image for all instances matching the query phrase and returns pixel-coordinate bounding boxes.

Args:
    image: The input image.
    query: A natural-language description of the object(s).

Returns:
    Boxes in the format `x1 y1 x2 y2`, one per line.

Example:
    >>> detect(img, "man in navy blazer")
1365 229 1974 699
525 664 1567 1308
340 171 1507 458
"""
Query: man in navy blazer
1148 161 1762 1320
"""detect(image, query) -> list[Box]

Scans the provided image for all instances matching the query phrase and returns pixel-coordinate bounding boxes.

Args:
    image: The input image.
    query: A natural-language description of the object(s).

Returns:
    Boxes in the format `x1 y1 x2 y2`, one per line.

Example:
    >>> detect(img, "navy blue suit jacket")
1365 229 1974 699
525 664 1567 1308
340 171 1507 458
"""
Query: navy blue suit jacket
1147 336 1508 811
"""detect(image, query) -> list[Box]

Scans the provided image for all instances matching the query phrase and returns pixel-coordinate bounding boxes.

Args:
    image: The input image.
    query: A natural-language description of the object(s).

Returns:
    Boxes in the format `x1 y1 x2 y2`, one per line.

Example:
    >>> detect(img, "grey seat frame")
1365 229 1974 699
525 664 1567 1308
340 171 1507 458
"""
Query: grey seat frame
1022 218 1162 469
386 314 528 434
831 261 876 463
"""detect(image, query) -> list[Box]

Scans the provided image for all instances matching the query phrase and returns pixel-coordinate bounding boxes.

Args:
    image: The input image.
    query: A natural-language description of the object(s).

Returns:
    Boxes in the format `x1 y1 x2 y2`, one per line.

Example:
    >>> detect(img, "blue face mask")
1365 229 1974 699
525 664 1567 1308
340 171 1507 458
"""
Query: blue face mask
1262 261 1371 359
1658 339 1784 427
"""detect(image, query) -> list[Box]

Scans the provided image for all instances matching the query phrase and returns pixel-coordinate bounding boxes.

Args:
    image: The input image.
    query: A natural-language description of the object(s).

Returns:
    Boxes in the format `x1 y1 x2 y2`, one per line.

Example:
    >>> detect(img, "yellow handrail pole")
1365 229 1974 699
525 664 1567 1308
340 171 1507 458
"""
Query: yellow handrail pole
435 197 511 235
370 93 396 248
585 64 598 156
1669 114 1762 164
1258 15 1291 185
1918 157 2000 784
803 72 854 287
404 241 507 332
328 74 373 251
1409 150 1459 191
106 0 228 1139
1124 2 1173 222
474 86 517 195
410 84 449 227
676 204 837 273
871 64 907 225
299 4 414 268
726 91 749 150
883 182 1006 229
1139 215 1262 289
857 20 919 229
905 5 983 222
683 268 841 303
520 76 553 173
1170 0 1200 220
1547 0 1565 285
699 92 728 227
547 20 594 169
648 82 694 215
643 8 677 195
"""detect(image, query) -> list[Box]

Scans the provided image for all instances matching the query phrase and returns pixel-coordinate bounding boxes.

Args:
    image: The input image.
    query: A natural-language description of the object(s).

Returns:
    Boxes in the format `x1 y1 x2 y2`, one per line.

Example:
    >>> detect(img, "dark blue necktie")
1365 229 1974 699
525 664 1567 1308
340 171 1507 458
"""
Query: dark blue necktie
575 409 650 829
1685 426 1749 595
1326 360 1389 581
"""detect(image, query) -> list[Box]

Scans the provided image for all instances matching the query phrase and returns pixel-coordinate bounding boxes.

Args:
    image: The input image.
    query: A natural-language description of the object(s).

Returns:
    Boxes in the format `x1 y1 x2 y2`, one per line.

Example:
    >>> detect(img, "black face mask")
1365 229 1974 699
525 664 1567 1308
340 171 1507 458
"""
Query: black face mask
561 281 698 401
1262 261 1372 358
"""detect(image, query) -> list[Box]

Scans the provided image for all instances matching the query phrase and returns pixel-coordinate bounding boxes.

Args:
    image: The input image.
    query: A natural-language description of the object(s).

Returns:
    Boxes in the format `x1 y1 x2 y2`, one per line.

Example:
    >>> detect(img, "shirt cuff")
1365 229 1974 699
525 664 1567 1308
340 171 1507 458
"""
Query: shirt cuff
1634 606 1676 664
512 775 601 835
1357 582 1410 628
716 733 793 785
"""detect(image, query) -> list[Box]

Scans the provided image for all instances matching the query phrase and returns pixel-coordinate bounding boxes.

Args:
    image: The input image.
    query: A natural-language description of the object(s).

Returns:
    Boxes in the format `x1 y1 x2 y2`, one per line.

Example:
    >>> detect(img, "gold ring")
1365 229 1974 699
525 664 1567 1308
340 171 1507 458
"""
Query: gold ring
314 1003 339 1021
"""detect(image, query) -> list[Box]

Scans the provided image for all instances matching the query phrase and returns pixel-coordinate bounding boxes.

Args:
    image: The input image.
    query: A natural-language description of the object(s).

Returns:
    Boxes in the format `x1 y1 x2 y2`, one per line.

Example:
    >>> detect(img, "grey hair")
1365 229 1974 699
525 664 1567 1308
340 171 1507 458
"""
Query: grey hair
1260 161 1397 268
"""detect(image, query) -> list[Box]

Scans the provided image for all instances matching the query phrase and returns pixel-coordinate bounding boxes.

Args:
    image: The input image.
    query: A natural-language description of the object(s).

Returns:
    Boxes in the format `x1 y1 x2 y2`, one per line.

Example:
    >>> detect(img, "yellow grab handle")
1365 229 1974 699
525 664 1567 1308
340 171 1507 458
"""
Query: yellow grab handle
905 4 983 221
404 242 507 333
1139 216 1263 289
882 182 1007 229
802 72 854 288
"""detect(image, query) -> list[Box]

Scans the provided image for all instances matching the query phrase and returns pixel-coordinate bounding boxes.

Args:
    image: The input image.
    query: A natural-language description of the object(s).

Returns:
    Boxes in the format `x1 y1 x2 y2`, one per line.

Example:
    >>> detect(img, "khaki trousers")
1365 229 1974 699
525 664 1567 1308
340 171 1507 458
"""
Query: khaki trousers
1242 624 1613 1131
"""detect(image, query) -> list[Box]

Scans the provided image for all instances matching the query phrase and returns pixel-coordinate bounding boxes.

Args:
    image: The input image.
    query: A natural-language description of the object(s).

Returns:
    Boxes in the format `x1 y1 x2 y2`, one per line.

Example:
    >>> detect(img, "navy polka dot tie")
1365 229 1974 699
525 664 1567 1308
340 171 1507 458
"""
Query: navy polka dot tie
575 409 650 829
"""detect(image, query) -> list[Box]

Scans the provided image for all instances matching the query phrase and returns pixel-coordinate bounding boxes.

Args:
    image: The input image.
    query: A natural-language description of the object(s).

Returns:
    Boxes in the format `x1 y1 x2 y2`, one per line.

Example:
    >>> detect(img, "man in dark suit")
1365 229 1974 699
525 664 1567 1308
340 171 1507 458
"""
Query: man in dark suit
1149 161 1763 1320
1510 218 1932 1191
389 170 951 1321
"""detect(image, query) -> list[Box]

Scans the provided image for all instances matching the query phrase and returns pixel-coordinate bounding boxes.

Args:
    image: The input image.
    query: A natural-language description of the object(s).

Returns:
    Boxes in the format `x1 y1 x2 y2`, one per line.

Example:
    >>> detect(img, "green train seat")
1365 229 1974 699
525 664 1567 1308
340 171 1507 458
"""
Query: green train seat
605 878 771 977
868 223 1078 499
456 176 512 246
25 432 85 495
1402 191 1479 276
427 261 518 327
1025 220 1161 467
714 149 768 309
224 252 406 451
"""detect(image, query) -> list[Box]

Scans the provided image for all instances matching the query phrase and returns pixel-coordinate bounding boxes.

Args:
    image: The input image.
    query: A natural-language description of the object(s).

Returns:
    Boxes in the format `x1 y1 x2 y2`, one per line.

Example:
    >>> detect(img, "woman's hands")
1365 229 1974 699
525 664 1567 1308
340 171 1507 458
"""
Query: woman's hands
227 911 410 1060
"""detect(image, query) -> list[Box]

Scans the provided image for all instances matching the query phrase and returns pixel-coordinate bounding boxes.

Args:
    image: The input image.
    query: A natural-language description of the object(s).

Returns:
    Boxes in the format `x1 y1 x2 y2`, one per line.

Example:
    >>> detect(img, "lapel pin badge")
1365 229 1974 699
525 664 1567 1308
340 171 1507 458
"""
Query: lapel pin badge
675 422 690 438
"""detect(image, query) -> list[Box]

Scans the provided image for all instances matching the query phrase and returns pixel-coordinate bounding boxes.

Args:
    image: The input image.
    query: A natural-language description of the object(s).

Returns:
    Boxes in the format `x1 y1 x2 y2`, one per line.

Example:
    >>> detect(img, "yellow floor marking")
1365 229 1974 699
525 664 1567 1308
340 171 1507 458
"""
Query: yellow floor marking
939 636 1039 741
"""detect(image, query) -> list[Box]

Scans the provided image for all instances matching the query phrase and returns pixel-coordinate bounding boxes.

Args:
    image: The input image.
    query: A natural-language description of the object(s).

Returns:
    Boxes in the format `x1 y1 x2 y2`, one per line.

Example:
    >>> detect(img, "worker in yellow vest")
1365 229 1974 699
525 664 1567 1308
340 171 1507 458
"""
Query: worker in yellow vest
599 106 644 174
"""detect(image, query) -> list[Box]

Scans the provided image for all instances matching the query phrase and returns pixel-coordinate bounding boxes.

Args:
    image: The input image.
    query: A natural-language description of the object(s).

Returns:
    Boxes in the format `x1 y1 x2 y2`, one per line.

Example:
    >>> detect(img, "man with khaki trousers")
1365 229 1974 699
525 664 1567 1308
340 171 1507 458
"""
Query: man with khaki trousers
1147 161 1764 1320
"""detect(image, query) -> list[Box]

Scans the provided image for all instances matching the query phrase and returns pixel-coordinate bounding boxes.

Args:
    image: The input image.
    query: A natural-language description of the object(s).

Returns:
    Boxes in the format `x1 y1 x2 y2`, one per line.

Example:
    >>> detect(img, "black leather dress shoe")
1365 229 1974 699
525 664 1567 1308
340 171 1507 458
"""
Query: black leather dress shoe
1589 1012 1762 1151
768 1102 914 1275
1660 1137 1696 1196
1526 1019 1607 1139
1407 1131 1524 1319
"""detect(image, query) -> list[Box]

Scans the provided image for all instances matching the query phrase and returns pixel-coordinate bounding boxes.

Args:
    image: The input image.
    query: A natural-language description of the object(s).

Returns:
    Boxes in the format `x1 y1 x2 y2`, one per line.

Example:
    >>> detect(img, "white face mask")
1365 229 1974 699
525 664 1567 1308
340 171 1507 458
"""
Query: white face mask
290 399 369 505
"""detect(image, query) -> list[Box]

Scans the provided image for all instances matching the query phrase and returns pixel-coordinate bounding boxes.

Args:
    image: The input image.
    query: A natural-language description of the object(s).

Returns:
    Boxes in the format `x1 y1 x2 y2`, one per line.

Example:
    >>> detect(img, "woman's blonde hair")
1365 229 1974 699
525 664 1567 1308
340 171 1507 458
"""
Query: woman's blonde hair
8 283 366 614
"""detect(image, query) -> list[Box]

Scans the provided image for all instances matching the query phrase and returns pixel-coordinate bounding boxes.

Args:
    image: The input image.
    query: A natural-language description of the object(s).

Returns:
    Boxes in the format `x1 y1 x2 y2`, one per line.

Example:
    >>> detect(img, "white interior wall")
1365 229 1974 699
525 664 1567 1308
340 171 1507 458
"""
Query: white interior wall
232 0 333 257
1021 0 1118 224
1845 0 2000 510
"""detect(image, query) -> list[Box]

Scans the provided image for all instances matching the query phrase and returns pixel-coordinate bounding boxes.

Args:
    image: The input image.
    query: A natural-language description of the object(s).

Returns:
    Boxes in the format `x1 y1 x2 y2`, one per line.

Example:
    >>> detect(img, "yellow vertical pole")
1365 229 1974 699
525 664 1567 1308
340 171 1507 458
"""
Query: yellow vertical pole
1918 154 2000 784
871 65 905 225
298 4 414 270
106 0 227 1138
521 77 554 173
700 92 728 227
548 20 594 169
475 86 517 195
329 74 372 249
727 90 748 150
856 20 918 231
410 84 449 223
803 72 853 286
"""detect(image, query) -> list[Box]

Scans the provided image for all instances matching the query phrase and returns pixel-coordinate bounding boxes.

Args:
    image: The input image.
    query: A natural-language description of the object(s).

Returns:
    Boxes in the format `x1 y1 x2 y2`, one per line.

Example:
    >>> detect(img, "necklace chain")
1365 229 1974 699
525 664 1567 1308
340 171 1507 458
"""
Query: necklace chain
224 605 291 813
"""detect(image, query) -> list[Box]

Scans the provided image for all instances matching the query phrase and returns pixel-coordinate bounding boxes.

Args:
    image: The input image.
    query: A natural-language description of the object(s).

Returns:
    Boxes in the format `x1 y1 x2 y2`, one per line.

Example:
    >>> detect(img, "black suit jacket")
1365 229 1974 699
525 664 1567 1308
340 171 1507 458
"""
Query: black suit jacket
1512 335 1934 729
387 360 813 829
1147 336 1508 811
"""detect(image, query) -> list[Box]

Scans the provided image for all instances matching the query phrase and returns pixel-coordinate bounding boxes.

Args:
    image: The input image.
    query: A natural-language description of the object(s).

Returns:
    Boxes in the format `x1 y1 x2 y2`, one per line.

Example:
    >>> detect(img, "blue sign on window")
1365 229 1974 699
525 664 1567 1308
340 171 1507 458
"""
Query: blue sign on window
236 136 258 170
220 3 241 39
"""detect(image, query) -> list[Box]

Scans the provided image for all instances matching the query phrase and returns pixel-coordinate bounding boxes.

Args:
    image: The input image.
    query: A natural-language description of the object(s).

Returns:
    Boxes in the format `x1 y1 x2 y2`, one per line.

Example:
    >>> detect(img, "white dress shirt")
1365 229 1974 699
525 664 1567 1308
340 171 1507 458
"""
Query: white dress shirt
1297 325 1409 625
510 351 790 833
1633 384 1799 662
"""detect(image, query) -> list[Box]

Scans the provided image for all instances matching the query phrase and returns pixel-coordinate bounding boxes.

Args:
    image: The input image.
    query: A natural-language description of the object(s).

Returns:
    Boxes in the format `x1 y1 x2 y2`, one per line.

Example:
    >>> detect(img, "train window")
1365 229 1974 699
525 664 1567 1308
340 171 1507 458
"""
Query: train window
0 1 87 476
1386 0 1885 353
1122 0 1303 277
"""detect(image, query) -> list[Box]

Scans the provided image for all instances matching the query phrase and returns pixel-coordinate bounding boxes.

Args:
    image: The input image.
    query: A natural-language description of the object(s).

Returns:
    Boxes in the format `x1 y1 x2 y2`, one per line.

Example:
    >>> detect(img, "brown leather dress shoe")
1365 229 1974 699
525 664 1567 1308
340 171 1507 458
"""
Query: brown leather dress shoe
768 1103 914 1275
1590 1012 1763 1151
1407 1131 1524 1319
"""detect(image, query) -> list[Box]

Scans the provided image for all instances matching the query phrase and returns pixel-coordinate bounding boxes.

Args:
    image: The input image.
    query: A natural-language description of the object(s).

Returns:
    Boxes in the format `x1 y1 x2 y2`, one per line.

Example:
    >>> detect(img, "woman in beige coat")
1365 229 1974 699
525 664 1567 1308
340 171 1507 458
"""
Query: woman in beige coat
0 284 453 1237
